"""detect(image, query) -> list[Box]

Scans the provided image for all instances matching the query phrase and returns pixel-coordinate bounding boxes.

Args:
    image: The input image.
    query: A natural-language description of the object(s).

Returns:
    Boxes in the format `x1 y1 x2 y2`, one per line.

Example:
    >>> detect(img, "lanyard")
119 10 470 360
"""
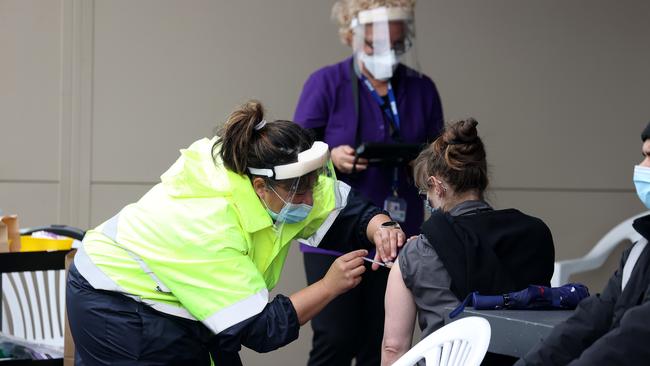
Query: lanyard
360 75 401 133
360 75 402 195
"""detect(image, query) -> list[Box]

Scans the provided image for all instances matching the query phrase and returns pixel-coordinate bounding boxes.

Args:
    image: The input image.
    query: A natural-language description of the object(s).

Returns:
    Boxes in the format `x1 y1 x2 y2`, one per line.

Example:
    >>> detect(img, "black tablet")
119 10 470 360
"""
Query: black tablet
354 142 423 165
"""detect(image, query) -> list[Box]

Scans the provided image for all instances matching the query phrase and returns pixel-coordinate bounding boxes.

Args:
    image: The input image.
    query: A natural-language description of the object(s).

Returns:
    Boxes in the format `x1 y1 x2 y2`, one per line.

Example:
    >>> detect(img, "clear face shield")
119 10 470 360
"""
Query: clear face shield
248 142 336 232
351 7 419 81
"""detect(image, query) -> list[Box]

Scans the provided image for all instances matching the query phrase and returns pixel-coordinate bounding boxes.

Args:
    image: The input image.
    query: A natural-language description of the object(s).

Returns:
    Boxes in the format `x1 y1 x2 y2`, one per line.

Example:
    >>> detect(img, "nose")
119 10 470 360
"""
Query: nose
301 191 314 206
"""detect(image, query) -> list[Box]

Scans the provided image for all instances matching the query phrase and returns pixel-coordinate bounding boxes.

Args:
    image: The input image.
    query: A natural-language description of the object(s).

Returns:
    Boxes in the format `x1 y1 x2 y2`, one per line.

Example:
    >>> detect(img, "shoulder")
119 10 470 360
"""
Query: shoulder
399 235 439 272
398 65 437 91
490 208 551 231
399 235 450 289
304 58 352 87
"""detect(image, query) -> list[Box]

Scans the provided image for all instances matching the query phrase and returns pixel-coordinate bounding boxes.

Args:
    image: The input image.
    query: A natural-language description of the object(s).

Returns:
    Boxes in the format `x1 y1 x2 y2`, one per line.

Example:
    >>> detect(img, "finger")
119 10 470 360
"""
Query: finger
357 158 369 164
372 252 381 271
345 256 365 269
338 162 353 174
387 230 398 258
339 249 368 262
375 238 387 263
381 229 392 261
354 163 368 171
396 230 406 248
341 145 355 155
348 265 366 278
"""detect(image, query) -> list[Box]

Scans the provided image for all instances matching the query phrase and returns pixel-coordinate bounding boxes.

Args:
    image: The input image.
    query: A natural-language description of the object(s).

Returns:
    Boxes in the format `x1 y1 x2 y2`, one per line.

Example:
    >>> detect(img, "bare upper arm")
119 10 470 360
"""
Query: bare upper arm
382 257 417 363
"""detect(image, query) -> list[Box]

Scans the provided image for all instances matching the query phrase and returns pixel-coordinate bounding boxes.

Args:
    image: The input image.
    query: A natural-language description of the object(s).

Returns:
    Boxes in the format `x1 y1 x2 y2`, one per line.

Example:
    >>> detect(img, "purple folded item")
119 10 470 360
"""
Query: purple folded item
449 283 590 319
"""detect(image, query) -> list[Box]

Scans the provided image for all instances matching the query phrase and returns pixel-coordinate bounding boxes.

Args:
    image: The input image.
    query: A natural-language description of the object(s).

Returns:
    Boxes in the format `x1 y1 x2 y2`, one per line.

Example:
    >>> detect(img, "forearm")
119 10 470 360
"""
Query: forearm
215 294 300 354
289 279 337 325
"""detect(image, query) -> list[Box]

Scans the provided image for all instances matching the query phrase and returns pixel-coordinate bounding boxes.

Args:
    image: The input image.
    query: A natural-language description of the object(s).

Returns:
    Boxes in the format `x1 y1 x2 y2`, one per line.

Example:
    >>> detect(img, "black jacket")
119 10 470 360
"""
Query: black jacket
516 214 650 366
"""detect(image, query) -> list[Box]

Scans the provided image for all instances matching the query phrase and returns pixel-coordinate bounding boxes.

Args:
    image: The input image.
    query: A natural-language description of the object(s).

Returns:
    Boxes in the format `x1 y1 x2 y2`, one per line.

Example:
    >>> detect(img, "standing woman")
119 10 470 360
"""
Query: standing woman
294 1 443 364
66 100 404 365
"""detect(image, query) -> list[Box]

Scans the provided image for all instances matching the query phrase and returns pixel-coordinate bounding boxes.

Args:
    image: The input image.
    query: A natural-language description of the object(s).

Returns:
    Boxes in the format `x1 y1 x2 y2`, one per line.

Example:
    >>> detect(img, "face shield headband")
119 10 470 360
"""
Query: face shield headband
247 141 329 180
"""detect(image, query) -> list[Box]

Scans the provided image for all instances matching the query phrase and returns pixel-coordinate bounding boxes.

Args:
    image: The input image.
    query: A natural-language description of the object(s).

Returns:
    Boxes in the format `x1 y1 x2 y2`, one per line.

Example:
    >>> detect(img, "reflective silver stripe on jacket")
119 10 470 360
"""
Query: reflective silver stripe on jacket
299 180 351 247
101 213 171 293
74 244 196 320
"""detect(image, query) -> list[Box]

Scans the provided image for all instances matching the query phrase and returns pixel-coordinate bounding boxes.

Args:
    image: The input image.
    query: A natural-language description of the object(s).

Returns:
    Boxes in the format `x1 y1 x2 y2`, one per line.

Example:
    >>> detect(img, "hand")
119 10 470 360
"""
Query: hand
372 223 406 270
322 249 367 295
331 145 368 174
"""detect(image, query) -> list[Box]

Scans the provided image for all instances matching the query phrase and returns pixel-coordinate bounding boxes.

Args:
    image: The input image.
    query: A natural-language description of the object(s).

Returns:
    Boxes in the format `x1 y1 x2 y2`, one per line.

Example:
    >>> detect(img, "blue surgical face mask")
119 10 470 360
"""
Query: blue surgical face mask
265 186 313 224
634 165 650 209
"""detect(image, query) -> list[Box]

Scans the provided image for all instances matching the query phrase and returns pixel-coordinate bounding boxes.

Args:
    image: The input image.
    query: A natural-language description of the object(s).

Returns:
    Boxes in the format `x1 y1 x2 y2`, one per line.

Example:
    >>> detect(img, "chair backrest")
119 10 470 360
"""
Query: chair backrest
550 211 649 287
1 269 66 349
391 316 491 366
580 211 648 264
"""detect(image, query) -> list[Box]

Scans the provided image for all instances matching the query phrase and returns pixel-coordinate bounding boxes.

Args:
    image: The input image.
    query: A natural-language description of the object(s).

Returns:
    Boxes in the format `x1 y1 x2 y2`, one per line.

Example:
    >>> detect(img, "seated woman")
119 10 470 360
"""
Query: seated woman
381 118 555 365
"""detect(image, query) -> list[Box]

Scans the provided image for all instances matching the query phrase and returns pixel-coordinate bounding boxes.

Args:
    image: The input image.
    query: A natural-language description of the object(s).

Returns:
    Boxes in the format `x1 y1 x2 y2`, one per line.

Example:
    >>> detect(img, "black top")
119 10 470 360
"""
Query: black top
517 214 650 365
421 208 556 300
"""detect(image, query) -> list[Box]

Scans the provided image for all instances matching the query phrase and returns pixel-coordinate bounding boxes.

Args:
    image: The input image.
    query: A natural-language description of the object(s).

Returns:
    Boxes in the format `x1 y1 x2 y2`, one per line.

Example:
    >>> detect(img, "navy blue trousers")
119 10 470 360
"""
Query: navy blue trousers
66 262 241 366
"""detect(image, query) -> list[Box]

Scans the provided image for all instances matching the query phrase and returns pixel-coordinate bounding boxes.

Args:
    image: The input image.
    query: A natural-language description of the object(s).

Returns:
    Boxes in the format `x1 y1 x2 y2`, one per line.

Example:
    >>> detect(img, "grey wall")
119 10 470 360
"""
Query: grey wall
1 0 649 364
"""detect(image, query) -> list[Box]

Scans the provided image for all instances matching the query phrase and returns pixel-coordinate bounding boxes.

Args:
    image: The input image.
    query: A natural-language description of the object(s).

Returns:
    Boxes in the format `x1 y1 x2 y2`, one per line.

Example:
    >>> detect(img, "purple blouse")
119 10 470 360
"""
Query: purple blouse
294 57 443 236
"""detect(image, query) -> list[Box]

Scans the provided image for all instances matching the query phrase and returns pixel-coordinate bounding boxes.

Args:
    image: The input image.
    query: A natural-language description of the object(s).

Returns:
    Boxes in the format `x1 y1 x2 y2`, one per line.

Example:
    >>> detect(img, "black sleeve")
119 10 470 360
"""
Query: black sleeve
210 294 299 357
566 297 650 365
317 188 387 251
515 253 626 366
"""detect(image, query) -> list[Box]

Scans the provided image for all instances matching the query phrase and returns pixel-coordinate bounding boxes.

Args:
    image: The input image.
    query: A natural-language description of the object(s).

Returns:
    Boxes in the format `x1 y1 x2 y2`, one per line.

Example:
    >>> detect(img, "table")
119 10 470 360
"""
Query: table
444 307 573 358
0 251 70 365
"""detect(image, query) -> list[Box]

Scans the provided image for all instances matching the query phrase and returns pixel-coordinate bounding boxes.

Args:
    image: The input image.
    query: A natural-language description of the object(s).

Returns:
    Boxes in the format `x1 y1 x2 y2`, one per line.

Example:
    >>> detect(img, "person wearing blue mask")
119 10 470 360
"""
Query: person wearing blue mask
516 121 650 366
381 119 555 366
66 100 405 365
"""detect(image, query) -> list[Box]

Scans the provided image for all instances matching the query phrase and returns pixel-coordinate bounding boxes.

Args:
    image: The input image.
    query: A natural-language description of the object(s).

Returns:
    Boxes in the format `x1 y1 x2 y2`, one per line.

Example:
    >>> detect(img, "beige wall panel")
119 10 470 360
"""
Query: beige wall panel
90 183 152 227
91 0 348 183
490 188 644 290
417 0 650 190
0 182 60 227
0 0 62 180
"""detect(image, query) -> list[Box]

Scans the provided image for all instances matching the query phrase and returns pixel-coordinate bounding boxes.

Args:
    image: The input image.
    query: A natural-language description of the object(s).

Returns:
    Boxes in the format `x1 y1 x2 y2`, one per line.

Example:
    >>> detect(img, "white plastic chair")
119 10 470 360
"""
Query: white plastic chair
1 269 67 349
391 316 491 366
550 211 649 287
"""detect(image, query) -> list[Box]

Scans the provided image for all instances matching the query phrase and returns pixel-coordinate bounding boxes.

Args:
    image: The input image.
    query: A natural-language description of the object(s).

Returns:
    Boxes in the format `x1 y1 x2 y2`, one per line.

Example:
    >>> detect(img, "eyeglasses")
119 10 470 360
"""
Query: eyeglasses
364 37 412 55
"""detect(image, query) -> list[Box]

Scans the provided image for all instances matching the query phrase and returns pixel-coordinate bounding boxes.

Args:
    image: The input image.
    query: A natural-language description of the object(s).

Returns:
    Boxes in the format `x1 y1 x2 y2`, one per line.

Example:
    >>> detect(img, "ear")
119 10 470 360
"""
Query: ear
431 176 445 196
252 177 268 198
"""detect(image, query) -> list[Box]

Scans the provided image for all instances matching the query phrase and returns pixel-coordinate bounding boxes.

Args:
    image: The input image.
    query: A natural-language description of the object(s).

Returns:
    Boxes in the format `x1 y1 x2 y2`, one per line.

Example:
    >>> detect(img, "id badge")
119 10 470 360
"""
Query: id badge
384 196 407 223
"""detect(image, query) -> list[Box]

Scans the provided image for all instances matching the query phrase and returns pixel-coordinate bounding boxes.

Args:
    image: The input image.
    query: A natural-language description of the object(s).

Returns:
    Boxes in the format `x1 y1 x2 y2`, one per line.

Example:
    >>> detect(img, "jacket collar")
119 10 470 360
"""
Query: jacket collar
227 169 274 233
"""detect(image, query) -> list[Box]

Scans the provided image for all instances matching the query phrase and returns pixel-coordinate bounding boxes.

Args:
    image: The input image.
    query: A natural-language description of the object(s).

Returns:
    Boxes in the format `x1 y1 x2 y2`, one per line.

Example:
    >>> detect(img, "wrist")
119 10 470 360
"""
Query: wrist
316 278 338 299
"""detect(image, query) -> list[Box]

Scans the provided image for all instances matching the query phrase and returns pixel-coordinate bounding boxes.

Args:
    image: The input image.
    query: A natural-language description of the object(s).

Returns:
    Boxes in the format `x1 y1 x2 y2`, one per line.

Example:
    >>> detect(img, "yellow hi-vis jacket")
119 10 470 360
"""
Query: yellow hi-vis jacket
74 137 349 335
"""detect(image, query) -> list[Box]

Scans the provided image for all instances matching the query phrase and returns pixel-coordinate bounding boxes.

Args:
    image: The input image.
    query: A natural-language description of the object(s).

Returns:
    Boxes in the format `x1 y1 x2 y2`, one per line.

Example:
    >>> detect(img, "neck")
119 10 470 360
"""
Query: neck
441 191 482 212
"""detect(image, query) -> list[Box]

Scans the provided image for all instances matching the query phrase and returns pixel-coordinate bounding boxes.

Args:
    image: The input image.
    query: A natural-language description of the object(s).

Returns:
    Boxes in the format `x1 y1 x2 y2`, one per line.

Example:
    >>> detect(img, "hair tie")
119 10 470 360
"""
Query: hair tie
254 119 267 131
